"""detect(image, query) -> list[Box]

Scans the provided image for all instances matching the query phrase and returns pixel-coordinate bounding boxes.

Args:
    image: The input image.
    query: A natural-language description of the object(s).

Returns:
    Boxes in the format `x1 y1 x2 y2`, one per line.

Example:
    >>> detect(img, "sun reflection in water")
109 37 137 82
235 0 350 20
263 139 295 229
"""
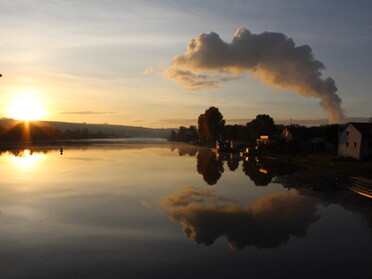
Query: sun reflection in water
9 149 44 168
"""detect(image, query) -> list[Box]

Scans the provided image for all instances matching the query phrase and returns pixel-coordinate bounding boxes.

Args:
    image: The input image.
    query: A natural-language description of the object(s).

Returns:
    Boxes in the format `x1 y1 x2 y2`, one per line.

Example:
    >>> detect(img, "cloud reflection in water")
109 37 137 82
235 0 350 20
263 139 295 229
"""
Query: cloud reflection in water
161 186 319 250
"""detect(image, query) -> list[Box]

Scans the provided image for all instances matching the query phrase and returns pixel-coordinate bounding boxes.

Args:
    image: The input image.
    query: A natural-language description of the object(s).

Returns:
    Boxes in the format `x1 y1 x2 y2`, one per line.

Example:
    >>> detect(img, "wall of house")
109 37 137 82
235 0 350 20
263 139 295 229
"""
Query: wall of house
338 125 362 160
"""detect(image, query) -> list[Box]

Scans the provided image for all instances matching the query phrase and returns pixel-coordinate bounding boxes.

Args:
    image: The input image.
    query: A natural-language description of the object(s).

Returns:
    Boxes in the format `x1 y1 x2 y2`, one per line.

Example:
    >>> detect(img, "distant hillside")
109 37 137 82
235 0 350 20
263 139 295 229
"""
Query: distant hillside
0 119 173 139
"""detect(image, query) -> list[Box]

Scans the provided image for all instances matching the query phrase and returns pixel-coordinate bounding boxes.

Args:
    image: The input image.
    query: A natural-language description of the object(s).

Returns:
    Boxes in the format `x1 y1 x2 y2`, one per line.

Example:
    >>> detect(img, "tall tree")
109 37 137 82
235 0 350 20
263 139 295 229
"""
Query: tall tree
198 107 225 144
246 114 276 140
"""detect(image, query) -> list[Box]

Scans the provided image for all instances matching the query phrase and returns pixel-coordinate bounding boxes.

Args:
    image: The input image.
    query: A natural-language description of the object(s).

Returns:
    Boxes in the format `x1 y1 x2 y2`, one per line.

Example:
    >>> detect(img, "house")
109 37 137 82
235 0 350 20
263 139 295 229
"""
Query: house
281 126 319 141
256 135 277 150
256 135 274 145
281 126 334 152
281 127 295 141
338 122 372 160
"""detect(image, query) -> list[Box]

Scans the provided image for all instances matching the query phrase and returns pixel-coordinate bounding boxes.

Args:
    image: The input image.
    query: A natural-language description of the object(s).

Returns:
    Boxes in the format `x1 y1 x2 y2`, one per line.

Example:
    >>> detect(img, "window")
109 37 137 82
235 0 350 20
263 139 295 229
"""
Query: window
354 142 357 148
346 142 349 147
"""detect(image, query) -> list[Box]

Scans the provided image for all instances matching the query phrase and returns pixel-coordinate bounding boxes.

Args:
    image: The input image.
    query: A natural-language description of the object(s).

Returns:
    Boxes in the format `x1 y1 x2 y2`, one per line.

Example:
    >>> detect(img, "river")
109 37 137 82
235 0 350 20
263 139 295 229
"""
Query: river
0 139 370 278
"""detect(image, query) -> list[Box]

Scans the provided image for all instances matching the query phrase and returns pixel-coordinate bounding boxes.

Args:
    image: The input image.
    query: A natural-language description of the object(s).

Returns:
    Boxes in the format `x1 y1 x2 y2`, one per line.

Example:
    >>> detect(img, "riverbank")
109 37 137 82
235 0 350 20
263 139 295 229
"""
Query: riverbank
264 152 372 196
265 153 372 177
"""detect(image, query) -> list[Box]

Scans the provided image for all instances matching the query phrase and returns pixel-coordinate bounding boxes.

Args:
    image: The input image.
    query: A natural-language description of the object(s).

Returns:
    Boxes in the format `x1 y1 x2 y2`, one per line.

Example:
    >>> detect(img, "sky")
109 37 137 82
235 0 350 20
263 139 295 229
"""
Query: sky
0 0 371 127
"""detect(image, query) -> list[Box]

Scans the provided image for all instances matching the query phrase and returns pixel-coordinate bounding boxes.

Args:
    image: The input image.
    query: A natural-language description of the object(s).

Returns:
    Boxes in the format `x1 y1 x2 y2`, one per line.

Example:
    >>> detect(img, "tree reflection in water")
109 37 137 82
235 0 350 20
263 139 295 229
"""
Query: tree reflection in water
174 144 303 186
161 186 319 250
242 157 275 186
227 153 240 171
196 149 224 185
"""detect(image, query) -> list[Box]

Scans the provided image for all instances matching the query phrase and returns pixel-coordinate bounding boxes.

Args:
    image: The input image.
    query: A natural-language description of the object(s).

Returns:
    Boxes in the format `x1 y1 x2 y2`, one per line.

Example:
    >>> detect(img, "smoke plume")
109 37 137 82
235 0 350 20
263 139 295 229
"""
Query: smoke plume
165 28 344 123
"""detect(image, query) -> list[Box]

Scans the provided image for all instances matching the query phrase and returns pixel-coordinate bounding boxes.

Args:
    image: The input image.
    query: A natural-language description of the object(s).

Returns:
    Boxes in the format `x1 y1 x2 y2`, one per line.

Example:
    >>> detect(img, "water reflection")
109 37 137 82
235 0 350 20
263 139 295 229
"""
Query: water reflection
174 144 198 157
173 145 303 186
242 157 275 186
0 142 370 278
196 149 224 185
227 153 240 171
5 149 47 168
161 186 319 250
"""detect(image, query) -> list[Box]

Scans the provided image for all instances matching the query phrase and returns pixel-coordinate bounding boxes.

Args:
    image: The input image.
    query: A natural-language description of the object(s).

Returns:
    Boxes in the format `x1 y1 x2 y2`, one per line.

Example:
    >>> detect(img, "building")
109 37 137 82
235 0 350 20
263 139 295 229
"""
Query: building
338 122 372 160
256 135 277 150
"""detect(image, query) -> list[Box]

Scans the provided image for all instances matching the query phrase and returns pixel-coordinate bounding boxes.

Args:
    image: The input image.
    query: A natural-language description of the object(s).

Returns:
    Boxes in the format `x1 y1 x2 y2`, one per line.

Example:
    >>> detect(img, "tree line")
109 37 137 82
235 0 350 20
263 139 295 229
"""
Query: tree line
169 106 277 144
168 106 340 149
0 121 129 143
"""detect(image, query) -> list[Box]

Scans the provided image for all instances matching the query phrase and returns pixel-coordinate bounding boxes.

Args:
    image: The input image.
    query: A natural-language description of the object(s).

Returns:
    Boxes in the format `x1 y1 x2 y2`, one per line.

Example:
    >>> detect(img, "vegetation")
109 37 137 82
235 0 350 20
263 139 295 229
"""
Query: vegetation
198 107 225 144
0 118 174 143
0 121 128 143
168 125 199 142
168 107 341 155
246 114 276 140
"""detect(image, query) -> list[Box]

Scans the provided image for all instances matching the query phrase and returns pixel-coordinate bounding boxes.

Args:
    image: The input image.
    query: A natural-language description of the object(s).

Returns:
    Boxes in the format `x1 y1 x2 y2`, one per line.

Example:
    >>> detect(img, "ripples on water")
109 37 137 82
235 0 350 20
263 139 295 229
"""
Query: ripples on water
0 139 370 278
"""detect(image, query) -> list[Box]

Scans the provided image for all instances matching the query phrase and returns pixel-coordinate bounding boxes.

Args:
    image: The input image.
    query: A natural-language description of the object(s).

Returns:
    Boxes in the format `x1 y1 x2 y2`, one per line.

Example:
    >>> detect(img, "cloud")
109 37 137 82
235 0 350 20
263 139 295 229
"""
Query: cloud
166 28 345 124
160 186 319 250
143 67 155 75
59 111 116 115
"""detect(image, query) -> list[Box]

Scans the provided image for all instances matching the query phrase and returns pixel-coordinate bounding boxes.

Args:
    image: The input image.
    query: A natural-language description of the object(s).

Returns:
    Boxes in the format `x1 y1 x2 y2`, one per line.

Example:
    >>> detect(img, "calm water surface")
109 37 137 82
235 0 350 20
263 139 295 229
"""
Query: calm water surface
0 139 371 278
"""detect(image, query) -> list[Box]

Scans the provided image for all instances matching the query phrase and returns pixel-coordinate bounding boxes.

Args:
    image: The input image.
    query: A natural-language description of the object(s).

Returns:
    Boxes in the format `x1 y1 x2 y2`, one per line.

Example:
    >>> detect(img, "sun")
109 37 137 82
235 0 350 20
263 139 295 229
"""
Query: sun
7 95 46 121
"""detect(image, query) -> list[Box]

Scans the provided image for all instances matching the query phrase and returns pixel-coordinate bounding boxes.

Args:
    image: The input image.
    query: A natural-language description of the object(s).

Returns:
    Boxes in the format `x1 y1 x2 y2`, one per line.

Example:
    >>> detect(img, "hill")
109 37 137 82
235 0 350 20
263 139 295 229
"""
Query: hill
0 118 173 140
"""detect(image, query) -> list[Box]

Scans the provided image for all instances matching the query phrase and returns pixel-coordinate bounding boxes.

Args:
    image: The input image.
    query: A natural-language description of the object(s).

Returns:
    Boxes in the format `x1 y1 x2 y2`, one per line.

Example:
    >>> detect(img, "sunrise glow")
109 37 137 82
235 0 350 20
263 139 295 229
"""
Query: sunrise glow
7 95 46 121
9 149 44 169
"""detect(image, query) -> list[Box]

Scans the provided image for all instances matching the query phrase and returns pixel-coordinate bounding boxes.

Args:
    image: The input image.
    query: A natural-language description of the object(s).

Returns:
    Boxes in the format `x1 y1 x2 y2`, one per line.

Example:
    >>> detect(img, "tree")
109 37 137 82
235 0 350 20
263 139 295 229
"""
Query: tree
246 114 276 140
198 107 225 144
168 130 177 141
168 126 199 142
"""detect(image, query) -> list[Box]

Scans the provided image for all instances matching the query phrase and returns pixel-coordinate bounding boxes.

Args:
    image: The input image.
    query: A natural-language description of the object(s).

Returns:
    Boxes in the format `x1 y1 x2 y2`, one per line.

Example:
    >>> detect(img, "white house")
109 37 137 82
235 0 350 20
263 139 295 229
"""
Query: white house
338 123 372 160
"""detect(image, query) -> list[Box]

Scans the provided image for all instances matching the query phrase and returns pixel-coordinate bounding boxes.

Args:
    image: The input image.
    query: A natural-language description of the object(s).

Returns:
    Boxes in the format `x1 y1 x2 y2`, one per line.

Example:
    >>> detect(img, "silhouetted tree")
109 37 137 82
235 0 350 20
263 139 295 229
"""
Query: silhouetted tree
0 122 64 142
168 130 177 141
198 107 225 144
246 114 276 140
168 126 199 142
223 124 247 141
198 114 208 142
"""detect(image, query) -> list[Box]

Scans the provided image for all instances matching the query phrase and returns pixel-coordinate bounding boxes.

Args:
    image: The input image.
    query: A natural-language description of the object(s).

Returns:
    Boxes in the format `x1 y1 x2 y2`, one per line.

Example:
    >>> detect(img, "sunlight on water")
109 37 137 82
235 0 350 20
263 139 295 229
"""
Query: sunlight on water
0 142 370 278
8 149 44 168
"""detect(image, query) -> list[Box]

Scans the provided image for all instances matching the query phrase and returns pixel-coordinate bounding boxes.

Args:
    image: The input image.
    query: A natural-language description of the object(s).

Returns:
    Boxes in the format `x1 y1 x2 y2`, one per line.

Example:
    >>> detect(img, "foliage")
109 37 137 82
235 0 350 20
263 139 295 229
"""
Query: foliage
168 126 199 142
222 124 247 141
198 107 225 144
0 121 125 143
246 114 276 140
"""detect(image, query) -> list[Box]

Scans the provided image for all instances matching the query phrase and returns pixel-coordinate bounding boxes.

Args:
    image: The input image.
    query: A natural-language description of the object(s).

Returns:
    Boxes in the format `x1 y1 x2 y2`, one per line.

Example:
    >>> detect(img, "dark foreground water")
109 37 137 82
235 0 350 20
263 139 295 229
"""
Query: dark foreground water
0 139 371 279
